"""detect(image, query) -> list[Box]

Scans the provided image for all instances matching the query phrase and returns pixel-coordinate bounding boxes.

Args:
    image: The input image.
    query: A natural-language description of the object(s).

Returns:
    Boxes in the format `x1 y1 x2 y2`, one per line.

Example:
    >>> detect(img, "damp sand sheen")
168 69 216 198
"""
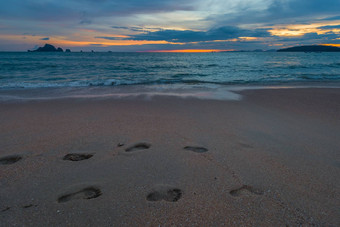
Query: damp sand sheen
0 87 339 226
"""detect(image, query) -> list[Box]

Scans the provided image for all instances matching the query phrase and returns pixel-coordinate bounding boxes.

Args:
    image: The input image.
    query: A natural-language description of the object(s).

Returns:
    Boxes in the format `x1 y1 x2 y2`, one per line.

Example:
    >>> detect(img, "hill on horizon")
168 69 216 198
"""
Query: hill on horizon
277 45 340 52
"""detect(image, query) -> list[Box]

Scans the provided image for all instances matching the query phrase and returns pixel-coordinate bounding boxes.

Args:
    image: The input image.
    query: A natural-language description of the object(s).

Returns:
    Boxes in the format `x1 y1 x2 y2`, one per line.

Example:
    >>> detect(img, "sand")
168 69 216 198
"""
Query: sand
0 87 339 226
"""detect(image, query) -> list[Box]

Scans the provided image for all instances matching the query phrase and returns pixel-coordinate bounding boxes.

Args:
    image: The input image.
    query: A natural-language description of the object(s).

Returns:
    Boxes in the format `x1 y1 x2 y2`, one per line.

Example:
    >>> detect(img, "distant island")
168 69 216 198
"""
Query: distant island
277 45 340 52
28 44 71 52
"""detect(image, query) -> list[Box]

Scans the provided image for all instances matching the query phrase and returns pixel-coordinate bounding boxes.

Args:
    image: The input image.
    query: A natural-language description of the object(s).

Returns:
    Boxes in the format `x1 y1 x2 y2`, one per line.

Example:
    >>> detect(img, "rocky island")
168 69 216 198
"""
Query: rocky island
277 45 340 52
28 44 70 52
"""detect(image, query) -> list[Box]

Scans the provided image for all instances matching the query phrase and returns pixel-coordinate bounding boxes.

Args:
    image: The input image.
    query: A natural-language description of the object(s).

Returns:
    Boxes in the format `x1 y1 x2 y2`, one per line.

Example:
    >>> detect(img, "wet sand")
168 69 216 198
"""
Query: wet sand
0 88 339 226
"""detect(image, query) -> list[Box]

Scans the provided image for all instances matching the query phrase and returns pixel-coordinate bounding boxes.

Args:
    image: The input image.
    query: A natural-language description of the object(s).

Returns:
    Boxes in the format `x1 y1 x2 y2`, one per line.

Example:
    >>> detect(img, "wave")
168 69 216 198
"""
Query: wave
1 52 339 90
327 62 340 68
171 73 208 78
298 73 340 80
2 76 339 89
266 62 340 70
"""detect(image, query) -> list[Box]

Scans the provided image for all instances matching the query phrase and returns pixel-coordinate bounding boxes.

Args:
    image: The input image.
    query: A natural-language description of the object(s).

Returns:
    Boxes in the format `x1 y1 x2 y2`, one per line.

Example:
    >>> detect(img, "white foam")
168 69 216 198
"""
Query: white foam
0 85 243 102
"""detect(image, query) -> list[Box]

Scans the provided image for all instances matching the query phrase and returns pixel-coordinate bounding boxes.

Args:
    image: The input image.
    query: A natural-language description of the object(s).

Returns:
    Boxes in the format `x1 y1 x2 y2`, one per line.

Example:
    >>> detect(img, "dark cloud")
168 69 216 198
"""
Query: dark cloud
318 25 340 29
111 26 160 32
129 30 207 42
128 27 144 32
95 36 124 40
211 0 340 26
105 26 271 43
276 32 340 43
23 33 36 36
40 37 50 40
322 15 340 21
111 26 130 30
303 32 339 41
79 19 92 25
287 0 340 16
0 0 196 21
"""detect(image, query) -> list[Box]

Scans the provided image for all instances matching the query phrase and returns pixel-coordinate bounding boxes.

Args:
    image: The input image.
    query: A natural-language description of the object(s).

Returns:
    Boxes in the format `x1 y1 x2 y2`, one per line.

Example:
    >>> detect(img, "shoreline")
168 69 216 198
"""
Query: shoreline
0 87 339 226
0 82 340 102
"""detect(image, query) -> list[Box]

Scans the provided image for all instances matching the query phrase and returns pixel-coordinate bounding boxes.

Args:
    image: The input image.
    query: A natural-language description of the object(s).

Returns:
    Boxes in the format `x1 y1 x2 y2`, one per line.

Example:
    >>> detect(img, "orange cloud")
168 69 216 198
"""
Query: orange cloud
322 44 340 47
268 21 340 37
54 39 174 47
238 37 260 41
0 33 180 47
268 43 284 46
142 49 234 53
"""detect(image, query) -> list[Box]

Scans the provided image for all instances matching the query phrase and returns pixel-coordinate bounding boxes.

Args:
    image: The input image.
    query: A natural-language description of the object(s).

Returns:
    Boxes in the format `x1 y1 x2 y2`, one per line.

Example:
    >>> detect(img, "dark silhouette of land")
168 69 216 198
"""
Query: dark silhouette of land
277 45 340 52
28 44 67 52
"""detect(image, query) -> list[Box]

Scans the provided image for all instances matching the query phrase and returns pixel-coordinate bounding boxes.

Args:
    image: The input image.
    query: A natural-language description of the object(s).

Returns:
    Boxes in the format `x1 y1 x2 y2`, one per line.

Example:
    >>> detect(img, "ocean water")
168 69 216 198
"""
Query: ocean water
0 52 339 100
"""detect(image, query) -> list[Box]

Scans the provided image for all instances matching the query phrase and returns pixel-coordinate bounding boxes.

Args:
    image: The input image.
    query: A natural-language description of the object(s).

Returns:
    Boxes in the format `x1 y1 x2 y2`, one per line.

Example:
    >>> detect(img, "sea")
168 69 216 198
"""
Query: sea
0 52 339 100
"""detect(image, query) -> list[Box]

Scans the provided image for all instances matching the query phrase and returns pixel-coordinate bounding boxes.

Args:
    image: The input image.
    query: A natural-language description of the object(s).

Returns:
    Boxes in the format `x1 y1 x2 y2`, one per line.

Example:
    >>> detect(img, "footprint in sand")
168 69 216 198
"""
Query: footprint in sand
22 204 37 209
1 207 10 212
63 153 94 161
147 186 182 202
230 185 263 197
0 155 22 165
184 146 208 153
117 143 125 147
58 187 102 203
125 142 151 152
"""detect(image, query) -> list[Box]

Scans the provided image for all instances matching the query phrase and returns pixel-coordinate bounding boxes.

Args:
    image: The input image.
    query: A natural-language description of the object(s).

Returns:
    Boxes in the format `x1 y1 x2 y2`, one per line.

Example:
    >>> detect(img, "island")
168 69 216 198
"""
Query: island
277 45 340 52
28 44 67 52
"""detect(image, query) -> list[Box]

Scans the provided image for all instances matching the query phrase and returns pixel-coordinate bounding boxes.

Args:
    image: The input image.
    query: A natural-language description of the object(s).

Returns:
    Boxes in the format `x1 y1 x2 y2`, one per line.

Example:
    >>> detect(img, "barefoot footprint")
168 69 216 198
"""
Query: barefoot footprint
58 187 102 203
184 146 208 153
125 143 151 152
146 186 182 202
63 153 94 161
230 185 263 197
0 155 22 165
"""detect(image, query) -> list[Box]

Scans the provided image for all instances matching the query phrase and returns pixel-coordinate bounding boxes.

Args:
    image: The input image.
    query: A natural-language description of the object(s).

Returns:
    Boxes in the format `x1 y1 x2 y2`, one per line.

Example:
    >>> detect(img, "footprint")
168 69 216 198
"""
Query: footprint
230 185 263 197
183 146 208 153
0 155 22 165
22 204 37 209
125 142 151 152
146 186 182 202
1 207 10 212
63 153 93 161
58 187 102 203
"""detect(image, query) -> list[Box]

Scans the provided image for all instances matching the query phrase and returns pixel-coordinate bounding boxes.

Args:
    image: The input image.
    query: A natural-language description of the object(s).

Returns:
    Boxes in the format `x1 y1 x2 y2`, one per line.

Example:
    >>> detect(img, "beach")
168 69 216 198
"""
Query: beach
0 87 339 226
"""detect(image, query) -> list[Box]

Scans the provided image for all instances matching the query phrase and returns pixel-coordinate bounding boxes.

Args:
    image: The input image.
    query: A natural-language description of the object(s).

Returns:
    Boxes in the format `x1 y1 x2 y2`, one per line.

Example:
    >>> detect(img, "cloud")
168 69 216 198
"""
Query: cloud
318 25 340 29
303 32 340 41
111 26 161 32
40 37 49 40
111 26 130 30
0 0 196 21
79 19 92 25
104 26 271 43
276 32 340 43
210 0 340 26
0 0 339 51
95 36 123 40
322 15 340 21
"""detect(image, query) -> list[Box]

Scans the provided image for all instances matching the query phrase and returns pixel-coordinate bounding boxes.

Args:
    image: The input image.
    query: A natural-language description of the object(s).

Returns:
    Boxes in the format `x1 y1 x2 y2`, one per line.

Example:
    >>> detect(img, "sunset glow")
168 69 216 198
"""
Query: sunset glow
143 49 234 53
269 21 340 37
322 44 340 47
0 0 339 51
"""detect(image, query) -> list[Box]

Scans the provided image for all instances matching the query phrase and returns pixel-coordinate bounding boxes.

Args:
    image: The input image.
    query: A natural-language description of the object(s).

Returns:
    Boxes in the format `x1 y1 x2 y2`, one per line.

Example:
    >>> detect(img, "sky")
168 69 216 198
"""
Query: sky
0 0 339 51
